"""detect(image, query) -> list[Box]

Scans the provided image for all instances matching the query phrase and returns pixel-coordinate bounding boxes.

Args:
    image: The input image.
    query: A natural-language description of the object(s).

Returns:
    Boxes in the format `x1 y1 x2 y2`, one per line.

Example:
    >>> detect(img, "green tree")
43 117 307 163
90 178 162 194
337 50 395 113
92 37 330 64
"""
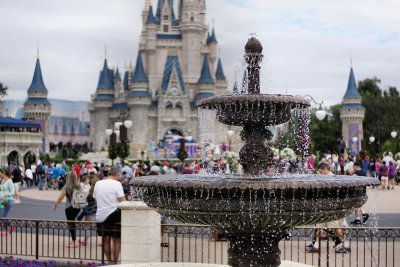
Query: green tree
309 105 342 154
358 78 400 154
117 140 130 164
108 144 118 165
0 82 8 98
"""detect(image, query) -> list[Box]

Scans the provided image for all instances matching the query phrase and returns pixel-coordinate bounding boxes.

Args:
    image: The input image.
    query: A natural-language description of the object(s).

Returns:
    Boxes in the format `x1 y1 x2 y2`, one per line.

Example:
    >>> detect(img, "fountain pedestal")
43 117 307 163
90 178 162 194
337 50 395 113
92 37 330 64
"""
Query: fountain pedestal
227 231 288 267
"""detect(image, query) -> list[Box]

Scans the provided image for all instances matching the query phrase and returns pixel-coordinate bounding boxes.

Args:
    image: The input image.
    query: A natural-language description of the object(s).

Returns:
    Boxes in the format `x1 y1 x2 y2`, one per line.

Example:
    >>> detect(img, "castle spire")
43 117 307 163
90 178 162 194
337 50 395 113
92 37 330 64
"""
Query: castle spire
28 58 47 92
146 5 157 25
114 67 121 81
131 51 148 83
208 28 217 43
97 59 113 89
198 54 214 85
343 67 360 98
215 58 226 81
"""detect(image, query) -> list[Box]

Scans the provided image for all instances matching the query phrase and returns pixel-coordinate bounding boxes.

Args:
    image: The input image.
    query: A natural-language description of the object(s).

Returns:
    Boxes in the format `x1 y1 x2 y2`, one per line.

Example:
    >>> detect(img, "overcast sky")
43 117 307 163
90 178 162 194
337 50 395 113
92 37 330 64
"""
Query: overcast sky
1 0 400 107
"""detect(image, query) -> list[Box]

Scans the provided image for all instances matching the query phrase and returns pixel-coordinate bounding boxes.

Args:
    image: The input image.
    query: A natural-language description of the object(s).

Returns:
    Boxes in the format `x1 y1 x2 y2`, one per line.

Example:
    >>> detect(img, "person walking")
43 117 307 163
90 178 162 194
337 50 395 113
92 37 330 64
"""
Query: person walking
10 163 22 204
25 168 33 188
0 169 16 236
52 171 83 248
93 167 125 264
388 161 396 189
379 161 389 190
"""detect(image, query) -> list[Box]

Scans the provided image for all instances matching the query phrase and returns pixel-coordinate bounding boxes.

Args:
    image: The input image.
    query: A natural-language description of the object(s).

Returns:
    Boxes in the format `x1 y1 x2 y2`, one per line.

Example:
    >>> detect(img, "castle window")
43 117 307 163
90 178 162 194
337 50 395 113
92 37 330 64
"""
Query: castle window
163 25 169 32
58 120 62 134
190 16 194 22
163 15 168 21
66 121 71 135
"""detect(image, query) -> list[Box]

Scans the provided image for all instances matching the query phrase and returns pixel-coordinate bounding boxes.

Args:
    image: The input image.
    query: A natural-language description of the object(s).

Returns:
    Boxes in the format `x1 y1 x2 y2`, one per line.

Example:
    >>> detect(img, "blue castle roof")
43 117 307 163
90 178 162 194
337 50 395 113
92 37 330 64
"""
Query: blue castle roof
97 59 114 89
208 28 217 43
24 98 51 105
128 91 151 97
0 117 41 128
146 5 157 24
161 56 185 91
123 71 129 91
215 58 226 81
28 59 47 92
112 102 128 110
198 54 214 85
114 68 121 81
156 0 177 26
344 68 361 98
342 103 365 110
195 92 215 100
94 94 114 101
131 52 148 83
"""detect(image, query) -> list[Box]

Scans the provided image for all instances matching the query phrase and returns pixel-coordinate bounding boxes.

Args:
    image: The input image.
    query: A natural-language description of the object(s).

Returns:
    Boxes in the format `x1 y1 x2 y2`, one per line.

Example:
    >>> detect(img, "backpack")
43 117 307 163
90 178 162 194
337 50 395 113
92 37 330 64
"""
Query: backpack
71 187 88 209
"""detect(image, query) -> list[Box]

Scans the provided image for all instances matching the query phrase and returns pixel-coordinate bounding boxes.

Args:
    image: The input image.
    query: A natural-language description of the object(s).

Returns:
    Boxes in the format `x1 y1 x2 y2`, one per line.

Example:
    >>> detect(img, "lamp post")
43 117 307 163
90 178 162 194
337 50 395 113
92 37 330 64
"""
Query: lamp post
106 110 133 165
226 129 235 151
391 130 397 154
301 95 327 121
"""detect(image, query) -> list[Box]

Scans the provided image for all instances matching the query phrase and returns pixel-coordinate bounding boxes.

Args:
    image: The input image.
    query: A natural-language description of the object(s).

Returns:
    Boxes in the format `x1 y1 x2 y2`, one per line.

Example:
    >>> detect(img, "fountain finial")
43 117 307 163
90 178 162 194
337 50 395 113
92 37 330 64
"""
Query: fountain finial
245 36 263 54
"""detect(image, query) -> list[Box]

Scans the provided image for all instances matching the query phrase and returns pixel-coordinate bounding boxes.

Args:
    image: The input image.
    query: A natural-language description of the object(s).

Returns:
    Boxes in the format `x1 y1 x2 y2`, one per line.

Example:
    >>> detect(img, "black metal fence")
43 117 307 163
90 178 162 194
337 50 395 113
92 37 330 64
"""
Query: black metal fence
0 218 119 264
0 218 399 267
161 225 400 267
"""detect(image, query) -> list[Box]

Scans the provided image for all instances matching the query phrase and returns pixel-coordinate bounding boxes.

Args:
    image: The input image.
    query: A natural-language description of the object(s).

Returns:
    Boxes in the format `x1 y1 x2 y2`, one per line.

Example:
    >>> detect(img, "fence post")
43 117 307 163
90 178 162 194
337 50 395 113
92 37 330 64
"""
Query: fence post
117 201 161 264
35 220 39 260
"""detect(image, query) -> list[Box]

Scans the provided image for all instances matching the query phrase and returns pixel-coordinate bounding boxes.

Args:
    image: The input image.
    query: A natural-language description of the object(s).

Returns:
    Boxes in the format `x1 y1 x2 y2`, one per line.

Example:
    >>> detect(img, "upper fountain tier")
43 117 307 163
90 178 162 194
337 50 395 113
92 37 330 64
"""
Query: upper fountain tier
199 37 310 127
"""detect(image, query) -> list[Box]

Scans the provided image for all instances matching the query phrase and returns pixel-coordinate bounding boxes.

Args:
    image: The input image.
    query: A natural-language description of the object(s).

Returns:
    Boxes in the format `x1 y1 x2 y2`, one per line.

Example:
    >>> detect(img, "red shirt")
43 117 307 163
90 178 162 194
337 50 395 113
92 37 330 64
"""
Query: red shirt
73 165 81 178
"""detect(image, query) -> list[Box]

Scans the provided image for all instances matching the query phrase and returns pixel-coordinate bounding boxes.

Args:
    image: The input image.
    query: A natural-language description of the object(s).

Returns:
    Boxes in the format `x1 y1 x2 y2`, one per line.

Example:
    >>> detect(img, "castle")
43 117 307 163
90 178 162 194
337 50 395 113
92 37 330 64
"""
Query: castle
89 0 230 156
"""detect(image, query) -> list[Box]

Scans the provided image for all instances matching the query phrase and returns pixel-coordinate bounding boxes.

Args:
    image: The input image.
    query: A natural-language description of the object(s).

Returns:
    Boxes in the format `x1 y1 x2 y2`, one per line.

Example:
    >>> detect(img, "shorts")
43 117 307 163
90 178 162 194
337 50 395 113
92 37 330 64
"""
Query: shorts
97 209 121 238
389 175 395 180
381 176 389 182
13 182 20 192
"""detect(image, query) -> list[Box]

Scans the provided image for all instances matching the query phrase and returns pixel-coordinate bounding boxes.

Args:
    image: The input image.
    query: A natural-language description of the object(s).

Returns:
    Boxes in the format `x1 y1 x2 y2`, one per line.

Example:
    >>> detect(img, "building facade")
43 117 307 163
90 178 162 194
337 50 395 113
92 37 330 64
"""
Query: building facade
0 117 42 167
89 0 230 156
340 67 365 156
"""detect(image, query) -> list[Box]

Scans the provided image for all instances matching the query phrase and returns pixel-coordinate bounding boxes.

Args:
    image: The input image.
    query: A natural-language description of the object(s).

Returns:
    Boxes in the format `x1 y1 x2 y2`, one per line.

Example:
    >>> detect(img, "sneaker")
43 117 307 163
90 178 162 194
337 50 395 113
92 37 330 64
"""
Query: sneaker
78 240 87 246
336 247 351 253
306 243 314 248
307 247 319 253
350 219 362 225
362 213 369 223
391 187 394 190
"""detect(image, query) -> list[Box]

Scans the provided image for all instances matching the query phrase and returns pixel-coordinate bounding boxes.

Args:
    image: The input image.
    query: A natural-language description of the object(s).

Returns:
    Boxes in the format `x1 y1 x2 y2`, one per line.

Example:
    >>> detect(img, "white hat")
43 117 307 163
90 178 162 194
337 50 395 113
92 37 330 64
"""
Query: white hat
150 165 160 173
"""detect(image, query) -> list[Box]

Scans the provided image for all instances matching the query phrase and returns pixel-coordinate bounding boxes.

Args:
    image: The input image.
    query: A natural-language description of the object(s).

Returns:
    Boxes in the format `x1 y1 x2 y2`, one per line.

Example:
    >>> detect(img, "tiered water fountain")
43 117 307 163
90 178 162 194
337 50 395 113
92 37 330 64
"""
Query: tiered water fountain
133 37 379 267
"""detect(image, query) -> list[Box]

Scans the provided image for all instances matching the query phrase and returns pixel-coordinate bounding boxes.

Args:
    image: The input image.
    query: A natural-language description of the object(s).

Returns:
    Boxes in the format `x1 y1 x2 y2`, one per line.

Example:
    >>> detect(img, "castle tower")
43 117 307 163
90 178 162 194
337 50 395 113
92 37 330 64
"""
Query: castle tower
90 0 229 155
180 0 208 83
89 59 115 151
23 55 51 153
340 66 365 156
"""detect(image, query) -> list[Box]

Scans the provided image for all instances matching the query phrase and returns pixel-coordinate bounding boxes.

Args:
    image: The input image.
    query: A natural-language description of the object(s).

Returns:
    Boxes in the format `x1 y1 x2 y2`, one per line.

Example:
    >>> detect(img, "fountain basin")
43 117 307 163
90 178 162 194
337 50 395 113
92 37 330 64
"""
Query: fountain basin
199 95 310 126
134 174 379 233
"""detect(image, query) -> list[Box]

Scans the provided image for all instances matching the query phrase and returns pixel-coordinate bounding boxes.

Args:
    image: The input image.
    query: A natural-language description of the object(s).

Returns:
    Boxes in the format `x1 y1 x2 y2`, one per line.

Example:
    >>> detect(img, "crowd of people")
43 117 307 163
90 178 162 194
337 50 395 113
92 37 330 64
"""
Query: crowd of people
0 149 397 260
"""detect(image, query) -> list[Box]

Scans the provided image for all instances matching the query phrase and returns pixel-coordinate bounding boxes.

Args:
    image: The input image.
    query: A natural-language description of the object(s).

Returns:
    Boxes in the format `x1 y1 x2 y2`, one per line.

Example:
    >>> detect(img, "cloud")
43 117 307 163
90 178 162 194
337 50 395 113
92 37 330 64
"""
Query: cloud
1 0 400 108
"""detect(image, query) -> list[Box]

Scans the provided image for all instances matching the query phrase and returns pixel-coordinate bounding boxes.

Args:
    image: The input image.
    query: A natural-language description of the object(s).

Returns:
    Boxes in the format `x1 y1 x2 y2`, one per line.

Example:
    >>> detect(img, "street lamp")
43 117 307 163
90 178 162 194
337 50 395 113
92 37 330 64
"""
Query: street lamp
226 129 235 151
369 136 375 143
352 136 358 143
301 95 326 121
391 130 397 138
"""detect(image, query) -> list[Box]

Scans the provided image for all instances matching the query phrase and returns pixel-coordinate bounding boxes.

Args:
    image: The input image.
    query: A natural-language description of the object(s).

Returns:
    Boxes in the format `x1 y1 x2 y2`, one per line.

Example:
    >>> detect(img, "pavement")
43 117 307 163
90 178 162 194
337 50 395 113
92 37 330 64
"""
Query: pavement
13 185 400 226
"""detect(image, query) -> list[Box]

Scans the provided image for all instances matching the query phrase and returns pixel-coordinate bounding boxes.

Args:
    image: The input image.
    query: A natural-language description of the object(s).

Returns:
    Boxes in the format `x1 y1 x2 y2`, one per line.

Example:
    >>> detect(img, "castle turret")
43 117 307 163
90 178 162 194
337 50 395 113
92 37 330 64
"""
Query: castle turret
340 66 365 156
195 54 215 104
129 51 150 97
89 59 115 151
114 67 122 97
215 58 228 96
23 56 51 153
207 28 218 72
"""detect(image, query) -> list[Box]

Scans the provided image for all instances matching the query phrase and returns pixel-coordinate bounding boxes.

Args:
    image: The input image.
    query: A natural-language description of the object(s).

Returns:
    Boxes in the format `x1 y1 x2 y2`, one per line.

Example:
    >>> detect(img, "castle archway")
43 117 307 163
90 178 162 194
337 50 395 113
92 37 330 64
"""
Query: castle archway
23 151 36 168
7 150 20 166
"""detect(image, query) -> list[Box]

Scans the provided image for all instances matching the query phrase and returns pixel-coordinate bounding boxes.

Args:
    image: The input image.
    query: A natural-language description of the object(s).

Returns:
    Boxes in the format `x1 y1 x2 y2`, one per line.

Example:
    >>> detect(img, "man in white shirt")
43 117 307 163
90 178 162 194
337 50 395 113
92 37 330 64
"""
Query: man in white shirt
93 167 125 264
